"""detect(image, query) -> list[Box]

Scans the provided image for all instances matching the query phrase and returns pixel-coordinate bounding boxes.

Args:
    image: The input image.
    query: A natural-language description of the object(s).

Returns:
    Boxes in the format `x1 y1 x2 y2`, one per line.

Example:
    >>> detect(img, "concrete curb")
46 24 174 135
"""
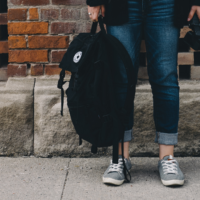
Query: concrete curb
0 78 35 156
0 78 200 157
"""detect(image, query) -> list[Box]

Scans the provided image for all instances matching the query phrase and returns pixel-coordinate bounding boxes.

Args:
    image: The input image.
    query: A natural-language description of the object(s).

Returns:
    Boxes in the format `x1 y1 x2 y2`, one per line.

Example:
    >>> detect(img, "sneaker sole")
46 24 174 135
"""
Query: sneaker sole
161 179 184 186
102 177 125 186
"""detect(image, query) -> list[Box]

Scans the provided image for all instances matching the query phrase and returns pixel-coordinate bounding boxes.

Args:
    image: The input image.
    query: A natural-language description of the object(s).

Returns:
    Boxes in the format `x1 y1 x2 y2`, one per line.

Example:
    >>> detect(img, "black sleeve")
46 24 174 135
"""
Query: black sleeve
86 0 106 6
192 0 200 6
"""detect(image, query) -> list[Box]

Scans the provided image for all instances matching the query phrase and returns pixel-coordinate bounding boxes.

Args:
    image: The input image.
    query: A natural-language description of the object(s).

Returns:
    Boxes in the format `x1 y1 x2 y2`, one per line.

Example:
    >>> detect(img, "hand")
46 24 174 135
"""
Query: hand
187 5 200 21
88 5 105 22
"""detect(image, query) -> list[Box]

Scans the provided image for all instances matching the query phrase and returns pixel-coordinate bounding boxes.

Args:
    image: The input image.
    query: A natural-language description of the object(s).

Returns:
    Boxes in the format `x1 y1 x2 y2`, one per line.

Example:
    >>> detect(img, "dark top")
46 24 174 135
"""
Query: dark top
86 0 200 28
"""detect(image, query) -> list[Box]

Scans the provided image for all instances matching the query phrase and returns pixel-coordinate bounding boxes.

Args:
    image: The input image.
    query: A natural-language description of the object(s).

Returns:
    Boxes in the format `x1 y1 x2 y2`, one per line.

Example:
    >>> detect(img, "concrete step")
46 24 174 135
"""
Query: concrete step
0 77 200 157
0 78 35 156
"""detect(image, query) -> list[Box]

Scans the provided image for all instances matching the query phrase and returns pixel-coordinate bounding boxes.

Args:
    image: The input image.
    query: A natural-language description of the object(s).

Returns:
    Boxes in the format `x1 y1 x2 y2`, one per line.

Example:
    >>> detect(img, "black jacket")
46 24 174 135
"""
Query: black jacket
86 0 200 28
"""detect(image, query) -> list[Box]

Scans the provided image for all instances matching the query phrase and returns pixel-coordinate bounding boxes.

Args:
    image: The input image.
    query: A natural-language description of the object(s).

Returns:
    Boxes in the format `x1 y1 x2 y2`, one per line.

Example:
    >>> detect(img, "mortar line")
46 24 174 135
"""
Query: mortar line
60 158 72 200
32 78 36 156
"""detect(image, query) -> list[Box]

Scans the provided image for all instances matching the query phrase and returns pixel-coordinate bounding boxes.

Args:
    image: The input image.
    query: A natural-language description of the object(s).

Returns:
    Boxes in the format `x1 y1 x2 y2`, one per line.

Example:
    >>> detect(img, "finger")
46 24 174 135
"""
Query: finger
88 6 92 14
89 15 97 22
88 13 92 20
88 6 95 16
88 6 100 21
92 11 99 22
88 12 94 21
89 14 96 22
197 8 200 20
101 5 105 17
188 6 196 21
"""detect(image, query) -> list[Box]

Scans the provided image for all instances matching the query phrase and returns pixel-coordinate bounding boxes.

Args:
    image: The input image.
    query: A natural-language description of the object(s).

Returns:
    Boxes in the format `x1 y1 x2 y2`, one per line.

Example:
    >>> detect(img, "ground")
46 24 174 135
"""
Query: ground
0 157 199 200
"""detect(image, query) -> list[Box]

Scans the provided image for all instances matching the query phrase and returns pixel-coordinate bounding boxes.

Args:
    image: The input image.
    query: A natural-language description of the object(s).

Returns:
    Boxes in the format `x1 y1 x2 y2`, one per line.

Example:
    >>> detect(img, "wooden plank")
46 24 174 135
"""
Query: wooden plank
178 52 194 65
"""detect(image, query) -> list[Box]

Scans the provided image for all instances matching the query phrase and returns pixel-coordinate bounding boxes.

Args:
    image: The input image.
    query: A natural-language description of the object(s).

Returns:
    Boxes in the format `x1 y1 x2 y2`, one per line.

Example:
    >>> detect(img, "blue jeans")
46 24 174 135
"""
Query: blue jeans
107 0 180 145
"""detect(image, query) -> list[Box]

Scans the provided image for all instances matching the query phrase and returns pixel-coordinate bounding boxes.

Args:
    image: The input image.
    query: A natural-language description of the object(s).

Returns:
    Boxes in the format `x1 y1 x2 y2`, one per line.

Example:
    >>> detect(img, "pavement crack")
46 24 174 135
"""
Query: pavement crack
32 78 36 156
60 158 71 200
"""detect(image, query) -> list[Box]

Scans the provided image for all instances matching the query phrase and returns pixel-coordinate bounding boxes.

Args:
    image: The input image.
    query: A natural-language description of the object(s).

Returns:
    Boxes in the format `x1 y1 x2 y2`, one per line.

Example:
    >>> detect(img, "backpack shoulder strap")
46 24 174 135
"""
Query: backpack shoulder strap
57 69 68 116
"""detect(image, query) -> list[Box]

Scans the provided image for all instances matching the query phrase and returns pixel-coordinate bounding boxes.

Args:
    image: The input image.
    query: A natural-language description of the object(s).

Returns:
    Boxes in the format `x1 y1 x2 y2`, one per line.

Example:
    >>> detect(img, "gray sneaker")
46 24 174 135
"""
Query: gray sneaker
102 156 132 185
158 155 184 186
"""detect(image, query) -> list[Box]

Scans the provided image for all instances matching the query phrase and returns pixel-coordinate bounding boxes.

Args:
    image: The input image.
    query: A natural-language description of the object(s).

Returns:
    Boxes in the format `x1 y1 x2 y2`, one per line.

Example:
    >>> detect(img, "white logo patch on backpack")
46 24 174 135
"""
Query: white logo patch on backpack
73 51 82 63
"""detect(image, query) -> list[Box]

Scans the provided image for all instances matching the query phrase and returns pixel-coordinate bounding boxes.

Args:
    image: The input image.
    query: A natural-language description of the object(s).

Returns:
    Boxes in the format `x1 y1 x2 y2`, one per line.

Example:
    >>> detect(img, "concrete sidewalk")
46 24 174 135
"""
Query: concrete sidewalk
0 157 200 200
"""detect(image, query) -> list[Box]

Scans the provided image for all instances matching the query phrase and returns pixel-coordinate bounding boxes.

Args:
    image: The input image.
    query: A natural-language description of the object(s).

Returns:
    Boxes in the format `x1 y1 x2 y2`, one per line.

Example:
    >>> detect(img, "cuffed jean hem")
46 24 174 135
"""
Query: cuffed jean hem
119 128 133 143
154 131 178 145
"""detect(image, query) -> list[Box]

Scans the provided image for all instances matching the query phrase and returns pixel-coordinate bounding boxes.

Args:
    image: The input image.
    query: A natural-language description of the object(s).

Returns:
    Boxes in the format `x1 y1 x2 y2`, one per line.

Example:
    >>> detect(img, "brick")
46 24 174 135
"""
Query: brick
81 7 90 20
180 27 192 38
138 67 149 80
61 8 80 20
178 52 194 65
31 64 43 76
8 22 48 35
0 13 8 25
51 22 76 34
76 21 92 33
0 67 7 81
52 0 85 5
9 50 48 63
191 66 200 80
45 64 71 75
51 21 92 34
7 64 27 77
28 36 69 49
0 41 8 54
29 8 39 20
8 36 26 49
41 9 59 20
9 0 49 6
71 34 78 40
140 40 146 52
8 9 27 21
44 64 61 75
52 50 66 63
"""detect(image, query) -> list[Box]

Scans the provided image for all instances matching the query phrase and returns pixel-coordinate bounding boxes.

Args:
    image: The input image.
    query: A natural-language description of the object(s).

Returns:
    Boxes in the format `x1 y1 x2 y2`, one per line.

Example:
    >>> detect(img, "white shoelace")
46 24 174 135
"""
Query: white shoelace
161 159 178 175
108 158 124 173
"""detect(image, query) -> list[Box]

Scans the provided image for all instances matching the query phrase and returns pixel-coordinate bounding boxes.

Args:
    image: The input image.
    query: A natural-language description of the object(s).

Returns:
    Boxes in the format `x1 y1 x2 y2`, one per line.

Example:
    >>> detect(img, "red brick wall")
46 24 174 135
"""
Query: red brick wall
0 0 8 81
6 0 91 77
0 0 199 80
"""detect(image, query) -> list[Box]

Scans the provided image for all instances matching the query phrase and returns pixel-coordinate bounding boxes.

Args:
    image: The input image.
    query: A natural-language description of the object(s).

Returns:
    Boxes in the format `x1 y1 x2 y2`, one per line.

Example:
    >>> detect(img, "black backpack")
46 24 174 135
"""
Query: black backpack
58 15 136 181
